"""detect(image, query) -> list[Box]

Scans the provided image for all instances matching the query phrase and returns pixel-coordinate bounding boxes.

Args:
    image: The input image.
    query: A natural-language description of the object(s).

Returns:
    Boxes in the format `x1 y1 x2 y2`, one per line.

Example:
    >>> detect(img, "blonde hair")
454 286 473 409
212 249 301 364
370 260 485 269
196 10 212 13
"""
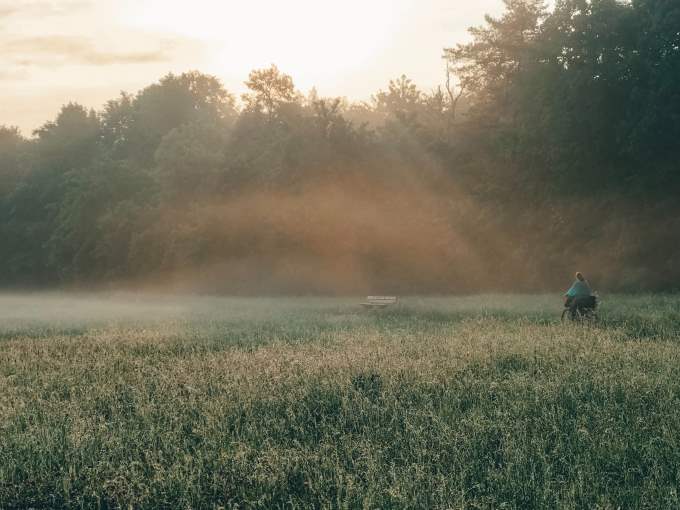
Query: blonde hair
575 272 585 281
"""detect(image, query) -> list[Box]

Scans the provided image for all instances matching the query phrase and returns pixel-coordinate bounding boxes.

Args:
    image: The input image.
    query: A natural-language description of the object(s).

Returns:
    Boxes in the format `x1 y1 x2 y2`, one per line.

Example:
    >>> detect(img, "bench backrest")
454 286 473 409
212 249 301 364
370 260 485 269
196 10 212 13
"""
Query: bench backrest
366 296 398 304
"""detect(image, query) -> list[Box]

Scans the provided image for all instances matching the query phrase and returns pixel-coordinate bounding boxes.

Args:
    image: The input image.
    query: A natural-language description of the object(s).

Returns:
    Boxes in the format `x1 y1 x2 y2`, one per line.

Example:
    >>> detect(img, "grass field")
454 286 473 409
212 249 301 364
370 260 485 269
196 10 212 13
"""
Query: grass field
1 293 680 509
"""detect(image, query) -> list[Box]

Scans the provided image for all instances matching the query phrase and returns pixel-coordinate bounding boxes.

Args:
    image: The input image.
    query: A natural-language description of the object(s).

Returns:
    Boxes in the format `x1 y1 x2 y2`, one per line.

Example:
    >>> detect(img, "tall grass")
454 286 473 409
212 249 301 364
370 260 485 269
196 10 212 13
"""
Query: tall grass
1 294 680 508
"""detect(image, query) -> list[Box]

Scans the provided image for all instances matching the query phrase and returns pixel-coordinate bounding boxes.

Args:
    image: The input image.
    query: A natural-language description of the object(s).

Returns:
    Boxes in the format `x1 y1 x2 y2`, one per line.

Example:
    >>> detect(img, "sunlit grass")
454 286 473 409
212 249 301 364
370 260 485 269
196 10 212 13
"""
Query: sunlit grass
1 294 680 508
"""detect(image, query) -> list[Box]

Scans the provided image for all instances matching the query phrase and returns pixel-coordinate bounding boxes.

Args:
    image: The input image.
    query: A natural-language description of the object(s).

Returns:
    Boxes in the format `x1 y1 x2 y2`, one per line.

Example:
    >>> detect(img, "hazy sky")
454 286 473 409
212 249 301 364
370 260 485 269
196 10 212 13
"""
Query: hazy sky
1 0 511 135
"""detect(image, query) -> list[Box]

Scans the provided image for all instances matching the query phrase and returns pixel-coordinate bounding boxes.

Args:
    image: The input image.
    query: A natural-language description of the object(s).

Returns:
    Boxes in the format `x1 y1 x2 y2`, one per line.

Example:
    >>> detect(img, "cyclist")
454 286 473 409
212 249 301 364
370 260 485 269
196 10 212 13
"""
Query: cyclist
564 272 596 319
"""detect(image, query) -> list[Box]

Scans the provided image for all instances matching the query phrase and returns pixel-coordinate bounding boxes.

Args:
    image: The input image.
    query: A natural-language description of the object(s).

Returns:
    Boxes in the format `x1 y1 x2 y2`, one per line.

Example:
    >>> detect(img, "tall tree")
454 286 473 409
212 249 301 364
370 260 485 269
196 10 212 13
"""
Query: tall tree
242 65 298 120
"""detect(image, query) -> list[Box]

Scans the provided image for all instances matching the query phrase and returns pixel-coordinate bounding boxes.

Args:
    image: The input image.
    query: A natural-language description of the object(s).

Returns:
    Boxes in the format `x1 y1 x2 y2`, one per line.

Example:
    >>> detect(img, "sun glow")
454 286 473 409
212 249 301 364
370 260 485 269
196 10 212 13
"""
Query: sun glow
125 0 412 93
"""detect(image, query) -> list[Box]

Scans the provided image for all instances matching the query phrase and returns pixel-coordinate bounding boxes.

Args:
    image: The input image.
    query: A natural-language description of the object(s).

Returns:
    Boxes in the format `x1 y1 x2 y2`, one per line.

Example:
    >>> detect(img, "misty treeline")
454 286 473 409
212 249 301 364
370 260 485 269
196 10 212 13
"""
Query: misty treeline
1 0 679 293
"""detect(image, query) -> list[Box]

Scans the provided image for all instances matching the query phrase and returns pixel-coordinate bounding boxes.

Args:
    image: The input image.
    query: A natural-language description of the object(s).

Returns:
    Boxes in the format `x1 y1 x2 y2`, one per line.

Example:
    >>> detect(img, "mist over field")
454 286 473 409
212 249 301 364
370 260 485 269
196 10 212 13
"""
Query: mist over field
2 1 680 508
3 292 680 508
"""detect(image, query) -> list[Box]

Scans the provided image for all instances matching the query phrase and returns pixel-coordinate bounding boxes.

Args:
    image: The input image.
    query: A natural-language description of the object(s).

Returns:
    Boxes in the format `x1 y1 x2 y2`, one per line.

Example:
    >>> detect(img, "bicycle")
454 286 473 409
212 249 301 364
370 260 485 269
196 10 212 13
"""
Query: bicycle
561 294 599 323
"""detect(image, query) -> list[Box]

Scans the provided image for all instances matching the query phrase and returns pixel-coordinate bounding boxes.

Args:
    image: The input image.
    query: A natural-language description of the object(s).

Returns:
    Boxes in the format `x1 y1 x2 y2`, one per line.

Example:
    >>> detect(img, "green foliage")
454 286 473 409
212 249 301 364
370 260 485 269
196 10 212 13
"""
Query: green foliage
154 120 229 199
0 0 679 291
242 64 299 119
0 127 28 198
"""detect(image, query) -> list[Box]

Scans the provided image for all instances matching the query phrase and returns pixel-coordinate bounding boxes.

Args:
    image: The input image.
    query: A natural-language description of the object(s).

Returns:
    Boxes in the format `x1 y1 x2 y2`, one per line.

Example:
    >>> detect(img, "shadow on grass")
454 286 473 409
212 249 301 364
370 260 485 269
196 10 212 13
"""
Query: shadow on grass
0 326 90 342
597 313 680 341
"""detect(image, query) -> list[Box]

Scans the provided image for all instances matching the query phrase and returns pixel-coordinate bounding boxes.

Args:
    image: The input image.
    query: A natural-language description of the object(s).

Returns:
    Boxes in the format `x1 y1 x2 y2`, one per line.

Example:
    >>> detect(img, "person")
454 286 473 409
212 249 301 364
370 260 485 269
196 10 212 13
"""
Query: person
564 272 595 317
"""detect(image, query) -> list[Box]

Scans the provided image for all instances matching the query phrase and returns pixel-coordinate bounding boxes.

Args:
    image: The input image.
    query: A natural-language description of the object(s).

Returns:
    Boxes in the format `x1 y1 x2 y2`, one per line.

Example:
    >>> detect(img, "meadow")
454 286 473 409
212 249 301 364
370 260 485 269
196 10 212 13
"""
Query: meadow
1 293 680 509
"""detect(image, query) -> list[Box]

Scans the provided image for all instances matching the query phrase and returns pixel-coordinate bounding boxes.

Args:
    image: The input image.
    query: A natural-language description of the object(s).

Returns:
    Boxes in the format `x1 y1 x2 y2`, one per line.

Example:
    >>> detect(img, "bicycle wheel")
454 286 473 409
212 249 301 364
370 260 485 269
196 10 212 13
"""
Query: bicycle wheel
561 308 571 322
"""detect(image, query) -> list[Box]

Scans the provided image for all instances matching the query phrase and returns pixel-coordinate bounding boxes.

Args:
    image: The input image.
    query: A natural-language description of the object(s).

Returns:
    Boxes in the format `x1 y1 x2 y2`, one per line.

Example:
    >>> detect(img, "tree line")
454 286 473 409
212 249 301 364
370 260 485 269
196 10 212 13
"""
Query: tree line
1 0 678 293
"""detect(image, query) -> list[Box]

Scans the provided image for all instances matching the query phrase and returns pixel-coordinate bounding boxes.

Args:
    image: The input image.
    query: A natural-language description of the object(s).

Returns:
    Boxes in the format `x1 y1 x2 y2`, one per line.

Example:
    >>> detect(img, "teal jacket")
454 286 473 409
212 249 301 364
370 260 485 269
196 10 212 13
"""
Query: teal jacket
565 280 592 298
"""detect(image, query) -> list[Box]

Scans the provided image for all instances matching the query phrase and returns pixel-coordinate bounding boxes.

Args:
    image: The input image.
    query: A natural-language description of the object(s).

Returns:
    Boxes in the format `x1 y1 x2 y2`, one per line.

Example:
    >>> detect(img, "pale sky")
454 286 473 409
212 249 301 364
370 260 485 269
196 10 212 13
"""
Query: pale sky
1 0 512 135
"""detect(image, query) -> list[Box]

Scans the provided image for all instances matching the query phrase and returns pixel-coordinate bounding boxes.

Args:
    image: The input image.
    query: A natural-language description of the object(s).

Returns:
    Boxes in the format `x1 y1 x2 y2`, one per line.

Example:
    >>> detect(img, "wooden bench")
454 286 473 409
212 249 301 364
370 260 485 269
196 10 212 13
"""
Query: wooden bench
360 296 398 309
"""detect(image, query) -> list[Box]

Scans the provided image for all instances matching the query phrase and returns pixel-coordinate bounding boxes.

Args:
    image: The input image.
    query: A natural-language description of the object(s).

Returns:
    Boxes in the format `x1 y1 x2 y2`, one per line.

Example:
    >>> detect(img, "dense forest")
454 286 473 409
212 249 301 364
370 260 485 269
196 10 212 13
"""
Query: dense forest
1 0 679 293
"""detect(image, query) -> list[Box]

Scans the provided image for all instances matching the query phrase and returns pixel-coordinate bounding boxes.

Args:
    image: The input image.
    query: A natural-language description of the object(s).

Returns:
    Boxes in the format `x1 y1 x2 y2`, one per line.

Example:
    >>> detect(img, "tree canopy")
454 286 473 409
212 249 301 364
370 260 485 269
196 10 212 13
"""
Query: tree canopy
1 1 678 293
